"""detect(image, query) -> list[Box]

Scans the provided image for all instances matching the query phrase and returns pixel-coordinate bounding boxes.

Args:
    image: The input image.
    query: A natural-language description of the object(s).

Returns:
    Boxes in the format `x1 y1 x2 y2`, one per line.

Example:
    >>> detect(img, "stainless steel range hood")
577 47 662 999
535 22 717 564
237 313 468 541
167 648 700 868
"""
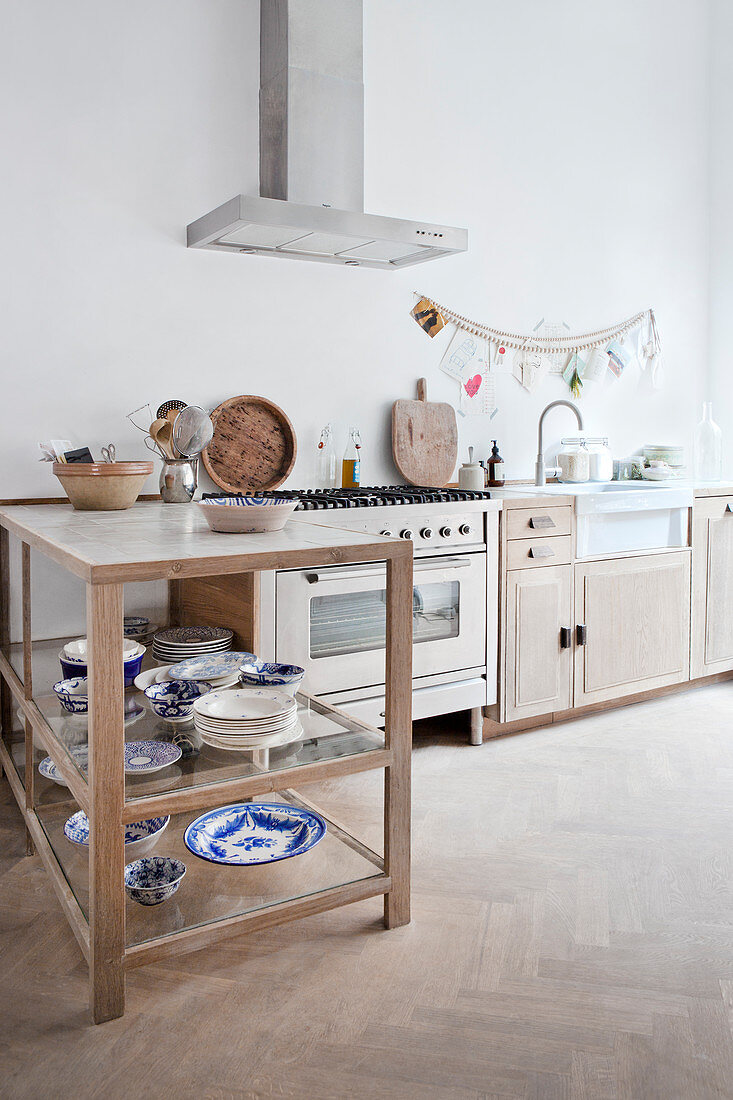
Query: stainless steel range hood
187 0 467 269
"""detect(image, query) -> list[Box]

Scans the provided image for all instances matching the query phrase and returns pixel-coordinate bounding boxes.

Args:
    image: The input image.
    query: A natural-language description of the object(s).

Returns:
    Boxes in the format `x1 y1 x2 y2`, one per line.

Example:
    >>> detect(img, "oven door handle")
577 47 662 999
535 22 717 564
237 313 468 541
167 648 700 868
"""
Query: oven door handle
305 556 474 584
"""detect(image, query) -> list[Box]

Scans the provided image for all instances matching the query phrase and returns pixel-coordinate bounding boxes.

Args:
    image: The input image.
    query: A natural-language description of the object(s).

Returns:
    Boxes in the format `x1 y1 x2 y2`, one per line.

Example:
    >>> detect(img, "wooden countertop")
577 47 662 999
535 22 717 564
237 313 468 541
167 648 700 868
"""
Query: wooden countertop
0 501 409 584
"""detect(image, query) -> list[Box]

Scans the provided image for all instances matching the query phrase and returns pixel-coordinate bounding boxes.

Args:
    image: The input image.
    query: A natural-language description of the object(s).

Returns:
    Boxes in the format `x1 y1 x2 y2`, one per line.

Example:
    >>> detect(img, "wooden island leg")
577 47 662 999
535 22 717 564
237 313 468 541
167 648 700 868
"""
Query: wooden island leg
383 548 413 929
87 582 126 1023
22 544 35 855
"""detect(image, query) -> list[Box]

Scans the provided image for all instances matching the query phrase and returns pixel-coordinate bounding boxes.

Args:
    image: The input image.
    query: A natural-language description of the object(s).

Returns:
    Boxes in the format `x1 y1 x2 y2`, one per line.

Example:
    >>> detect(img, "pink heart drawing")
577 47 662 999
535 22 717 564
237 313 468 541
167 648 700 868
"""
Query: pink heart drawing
464 374 482 398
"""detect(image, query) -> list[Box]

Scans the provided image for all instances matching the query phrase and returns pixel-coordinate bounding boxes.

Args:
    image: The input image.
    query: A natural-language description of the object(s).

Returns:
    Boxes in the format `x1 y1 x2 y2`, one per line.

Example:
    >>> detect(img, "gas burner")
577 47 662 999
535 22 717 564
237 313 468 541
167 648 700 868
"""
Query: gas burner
201 486 493 510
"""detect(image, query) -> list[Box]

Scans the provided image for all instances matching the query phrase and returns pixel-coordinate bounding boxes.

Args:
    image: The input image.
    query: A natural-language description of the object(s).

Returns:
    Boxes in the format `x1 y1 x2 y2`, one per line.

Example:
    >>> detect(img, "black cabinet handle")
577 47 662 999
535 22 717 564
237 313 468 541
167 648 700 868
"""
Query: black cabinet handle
560 627 572 649
576 624 587 646
529 515 556 529
726 503 733 513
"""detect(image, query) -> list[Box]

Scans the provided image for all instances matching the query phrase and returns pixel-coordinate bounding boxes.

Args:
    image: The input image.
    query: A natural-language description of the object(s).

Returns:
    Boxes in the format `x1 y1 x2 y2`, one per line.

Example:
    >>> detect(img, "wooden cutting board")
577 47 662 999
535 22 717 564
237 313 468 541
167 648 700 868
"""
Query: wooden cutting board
392 378 458 487
202 395 297 493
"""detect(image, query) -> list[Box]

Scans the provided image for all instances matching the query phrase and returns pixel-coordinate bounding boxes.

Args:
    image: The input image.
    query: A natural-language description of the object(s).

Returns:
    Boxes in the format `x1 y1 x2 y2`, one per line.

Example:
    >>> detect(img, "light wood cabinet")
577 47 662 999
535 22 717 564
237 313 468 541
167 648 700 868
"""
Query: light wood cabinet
504 565 573 721
691 496 733 678
573 552 691 707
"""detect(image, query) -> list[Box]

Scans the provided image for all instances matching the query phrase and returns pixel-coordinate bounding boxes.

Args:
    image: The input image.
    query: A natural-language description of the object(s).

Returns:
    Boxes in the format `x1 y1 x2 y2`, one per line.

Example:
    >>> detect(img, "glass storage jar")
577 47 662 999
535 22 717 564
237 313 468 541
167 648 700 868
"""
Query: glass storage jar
585 437 613 482
556 437 590 483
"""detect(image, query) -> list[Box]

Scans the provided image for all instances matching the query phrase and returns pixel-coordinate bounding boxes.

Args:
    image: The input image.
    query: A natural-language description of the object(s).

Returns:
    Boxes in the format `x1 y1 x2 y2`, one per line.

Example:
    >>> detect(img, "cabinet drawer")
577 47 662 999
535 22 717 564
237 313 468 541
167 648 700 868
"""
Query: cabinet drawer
506 534 572 570
505 506 572 540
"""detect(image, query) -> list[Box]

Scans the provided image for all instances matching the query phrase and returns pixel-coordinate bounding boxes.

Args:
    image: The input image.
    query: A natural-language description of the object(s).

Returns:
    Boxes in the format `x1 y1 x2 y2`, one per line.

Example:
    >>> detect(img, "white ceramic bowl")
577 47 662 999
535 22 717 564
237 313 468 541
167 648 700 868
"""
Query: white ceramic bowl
64 637 140 661
197 497 299 534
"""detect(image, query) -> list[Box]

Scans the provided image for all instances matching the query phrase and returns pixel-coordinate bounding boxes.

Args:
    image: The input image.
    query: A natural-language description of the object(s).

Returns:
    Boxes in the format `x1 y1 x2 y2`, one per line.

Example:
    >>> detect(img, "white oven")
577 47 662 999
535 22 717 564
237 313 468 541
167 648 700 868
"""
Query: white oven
275 549 486 694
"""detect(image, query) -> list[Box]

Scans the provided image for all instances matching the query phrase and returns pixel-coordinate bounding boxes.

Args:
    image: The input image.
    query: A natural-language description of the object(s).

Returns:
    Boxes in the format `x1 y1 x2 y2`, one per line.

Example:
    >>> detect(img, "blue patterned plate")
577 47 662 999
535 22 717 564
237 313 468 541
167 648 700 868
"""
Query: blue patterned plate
169 651 257 680
124 740 182 774
64 811 169 848
184 802 326 866
38 746 89 785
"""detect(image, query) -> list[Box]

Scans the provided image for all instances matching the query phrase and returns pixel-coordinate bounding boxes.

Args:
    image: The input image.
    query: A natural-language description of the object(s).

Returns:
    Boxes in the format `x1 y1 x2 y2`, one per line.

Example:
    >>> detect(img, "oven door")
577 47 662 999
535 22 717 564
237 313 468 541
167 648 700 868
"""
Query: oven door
275 553 486 695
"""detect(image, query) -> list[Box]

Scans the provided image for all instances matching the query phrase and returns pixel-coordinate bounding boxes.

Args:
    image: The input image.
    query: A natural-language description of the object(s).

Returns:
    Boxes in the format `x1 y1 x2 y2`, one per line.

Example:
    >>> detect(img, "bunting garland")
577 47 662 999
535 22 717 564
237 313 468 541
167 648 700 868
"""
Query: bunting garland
410 294 663 408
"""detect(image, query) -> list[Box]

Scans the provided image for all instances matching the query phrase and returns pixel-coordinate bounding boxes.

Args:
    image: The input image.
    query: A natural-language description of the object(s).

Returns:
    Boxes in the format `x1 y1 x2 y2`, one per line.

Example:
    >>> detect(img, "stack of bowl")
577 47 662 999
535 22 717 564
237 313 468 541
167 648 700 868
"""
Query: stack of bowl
192 687 302 750
152 626 233 664
59 637 145 686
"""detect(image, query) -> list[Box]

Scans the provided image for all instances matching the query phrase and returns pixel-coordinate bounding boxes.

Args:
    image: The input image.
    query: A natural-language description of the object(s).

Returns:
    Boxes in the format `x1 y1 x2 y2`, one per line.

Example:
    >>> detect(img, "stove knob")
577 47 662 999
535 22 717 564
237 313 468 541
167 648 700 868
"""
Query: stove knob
421 527 434 540
400 529 414 540
380 529 394 538
458 524 473 536
439 526 453 539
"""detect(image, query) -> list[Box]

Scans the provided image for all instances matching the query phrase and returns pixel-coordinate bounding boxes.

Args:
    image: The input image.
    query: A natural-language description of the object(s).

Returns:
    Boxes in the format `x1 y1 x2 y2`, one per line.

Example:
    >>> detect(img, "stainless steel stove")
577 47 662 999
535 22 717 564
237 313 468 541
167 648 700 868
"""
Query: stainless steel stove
214 486 500 742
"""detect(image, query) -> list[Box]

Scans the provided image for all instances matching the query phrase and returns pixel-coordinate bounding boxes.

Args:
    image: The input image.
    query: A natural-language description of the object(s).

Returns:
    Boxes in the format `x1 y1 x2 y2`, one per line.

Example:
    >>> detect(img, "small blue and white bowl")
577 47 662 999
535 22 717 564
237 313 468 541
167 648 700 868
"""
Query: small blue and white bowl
64 811 169 849
53 676 89 714
124 616 151 638
144 679 213 722
124 856 186 906
238 659 304 697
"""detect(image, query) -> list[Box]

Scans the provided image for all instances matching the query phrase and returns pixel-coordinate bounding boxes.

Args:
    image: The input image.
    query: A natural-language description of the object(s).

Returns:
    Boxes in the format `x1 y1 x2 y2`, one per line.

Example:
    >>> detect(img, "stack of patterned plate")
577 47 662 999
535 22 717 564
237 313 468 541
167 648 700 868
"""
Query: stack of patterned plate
152 626 233 664
192 687 302 750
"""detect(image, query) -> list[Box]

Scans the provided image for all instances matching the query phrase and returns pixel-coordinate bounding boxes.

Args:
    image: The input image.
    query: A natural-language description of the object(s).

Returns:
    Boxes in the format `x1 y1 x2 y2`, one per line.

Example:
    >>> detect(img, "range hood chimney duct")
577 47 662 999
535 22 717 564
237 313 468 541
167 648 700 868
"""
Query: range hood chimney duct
187 0 468 268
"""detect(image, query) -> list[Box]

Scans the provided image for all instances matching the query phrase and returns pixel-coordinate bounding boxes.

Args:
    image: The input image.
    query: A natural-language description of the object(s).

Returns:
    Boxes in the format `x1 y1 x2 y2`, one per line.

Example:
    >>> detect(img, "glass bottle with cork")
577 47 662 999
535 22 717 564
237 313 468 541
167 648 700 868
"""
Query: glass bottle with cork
315 423 337 488
342 427 362 488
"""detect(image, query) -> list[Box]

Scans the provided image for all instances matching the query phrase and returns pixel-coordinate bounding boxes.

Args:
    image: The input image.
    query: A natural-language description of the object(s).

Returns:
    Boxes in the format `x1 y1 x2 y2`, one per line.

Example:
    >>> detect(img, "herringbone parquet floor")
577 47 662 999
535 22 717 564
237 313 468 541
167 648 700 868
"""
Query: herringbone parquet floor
2 683 733 1099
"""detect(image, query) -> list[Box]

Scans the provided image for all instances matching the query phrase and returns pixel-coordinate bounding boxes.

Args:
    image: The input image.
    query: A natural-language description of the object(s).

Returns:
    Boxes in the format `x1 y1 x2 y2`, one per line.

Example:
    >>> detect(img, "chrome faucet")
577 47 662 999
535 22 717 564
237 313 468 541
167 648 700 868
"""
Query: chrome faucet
535 400 584 485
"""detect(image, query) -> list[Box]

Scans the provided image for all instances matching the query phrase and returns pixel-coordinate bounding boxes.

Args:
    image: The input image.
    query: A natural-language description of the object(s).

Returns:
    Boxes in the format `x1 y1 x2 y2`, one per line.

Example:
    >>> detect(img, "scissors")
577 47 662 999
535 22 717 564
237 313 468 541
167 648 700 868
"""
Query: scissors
101 443 116 464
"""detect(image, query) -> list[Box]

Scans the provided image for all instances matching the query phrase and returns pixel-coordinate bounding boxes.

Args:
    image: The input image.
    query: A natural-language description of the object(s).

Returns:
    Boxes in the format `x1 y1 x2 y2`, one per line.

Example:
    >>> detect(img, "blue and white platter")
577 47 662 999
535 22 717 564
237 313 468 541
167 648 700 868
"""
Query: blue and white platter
64 811 169 848
183 802 326 866
124 740 182 774
169 651 257 680
38 746 89 785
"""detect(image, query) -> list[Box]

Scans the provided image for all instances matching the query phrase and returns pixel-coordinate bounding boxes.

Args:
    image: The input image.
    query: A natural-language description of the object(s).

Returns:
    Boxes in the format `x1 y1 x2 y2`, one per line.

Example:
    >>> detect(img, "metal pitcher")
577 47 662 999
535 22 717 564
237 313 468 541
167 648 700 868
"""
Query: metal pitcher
159 458 198 503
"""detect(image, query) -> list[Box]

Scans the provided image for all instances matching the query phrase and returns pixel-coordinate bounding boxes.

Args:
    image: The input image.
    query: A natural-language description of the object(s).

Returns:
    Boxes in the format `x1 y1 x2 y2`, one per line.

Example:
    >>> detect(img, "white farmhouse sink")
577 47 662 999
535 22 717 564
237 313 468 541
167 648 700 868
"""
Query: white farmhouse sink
492 482 693 557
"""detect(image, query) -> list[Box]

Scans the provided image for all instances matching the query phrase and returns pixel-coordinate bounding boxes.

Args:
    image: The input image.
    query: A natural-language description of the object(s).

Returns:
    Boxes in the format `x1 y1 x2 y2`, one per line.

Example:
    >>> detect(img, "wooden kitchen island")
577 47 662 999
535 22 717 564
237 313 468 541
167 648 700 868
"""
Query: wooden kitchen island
0 502 413 1023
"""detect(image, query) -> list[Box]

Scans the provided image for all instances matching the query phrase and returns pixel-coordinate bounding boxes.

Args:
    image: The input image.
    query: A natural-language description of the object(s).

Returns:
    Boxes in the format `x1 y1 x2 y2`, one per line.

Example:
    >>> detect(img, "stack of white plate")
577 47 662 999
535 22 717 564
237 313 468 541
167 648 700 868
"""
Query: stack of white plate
192 687 302 750
152 626 233 664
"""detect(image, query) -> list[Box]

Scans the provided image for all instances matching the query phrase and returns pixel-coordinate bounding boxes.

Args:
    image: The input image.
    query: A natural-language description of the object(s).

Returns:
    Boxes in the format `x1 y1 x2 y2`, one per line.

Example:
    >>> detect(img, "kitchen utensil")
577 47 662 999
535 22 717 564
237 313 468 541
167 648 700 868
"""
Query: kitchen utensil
124 856 186 906
202 395 297 493
101 444 116 463
153 420 175 460
52 461 153 510
159 457 197 503
183 802 325 866
392 378 458 487
156 399 187 419
172 405 214 458
197 496 299 533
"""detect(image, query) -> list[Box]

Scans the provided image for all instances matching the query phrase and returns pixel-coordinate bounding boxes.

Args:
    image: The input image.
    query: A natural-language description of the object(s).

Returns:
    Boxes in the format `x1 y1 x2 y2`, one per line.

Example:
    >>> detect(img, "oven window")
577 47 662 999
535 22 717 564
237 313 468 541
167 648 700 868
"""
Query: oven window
309 581 460 658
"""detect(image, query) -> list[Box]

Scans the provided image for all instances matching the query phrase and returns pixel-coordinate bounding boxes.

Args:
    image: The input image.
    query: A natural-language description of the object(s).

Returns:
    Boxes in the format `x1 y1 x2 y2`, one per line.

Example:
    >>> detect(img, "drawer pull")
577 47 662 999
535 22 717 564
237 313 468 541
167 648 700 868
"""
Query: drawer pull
576 624 587 646
560 627 572 649
528 545 555 558
726 503 733 513
529 515 556 529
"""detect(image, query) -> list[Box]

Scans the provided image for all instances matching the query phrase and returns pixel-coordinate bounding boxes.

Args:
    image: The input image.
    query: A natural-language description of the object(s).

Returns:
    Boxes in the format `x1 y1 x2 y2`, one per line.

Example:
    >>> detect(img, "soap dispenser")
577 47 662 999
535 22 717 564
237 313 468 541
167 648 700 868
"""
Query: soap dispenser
487 440 505 487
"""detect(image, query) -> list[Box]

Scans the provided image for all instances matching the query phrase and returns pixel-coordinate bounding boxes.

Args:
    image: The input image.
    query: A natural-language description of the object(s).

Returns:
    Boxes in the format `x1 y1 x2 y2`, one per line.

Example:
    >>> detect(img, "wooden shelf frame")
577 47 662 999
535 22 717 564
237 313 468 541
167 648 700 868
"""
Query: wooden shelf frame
0 507 413 1024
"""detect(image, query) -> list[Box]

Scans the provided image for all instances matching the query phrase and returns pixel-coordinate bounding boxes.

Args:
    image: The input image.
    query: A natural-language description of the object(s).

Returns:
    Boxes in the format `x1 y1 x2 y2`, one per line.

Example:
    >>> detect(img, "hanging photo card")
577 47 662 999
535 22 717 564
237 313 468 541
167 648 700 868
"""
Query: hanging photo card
459 369 496 416
582 346 609 383
513 349 548 393
439 327 488 381
533 319 572 374
606 339 630 378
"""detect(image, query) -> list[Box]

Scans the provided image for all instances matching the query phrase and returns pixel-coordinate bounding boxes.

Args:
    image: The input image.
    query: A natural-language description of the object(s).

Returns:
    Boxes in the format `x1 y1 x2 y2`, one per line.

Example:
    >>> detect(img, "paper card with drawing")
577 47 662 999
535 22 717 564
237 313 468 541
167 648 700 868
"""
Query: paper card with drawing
459 368 496 416
439 327 488 381
513 349 547 393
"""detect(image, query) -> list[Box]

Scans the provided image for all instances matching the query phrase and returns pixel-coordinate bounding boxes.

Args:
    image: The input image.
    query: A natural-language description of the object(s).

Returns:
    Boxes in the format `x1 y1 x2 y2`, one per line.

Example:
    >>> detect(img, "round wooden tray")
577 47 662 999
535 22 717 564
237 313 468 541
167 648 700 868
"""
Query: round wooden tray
201 396 297 494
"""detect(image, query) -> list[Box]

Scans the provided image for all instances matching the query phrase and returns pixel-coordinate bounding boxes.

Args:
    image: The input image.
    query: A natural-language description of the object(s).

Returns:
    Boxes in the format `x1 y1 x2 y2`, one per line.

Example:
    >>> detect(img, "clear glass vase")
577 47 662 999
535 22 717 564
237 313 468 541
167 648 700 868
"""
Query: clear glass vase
693 402 722 482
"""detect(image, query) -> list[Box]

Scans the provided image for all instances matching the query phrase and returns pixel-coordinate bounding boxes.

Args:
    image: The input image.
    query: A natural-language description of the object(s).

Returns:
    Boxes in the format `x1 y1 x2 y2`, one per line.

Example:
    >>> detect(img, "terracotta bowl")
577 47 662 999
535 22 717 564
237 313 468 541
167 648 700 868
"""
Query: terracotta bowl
53 462 153 511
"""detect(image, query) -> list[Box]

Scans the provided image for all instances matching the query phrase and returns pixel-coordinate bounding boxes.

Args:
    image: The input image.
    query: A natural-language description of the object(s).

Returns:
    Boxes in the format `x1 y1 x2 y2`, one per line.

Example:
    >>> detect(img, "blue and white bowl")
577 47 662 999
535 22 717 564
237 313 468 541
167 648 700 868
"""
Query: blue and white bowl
64 811 169 849
124 856 186 906
53 676 89 714
124 616 151 638
144 679 213 721
238 659 304 697
58 642 145 687
197 496 299 534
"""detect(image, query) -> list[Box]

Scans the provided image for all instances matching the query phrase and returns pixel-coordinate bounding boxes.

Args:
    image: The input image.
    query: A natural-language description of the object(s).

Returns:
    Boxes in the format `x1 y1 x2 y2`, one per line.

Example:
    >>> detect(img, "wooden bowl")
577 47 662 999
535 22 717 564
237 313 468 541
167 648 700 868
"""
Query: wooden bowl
53 462 154 511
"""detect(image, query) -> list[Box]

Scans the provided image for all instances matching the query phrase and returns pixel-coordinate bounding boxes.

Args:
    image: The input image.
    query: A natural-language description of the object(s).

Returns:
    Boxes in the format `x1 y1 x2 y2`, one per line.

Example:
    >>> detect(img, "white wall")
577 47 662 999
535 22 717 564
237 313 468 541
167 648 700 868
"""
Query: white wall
709 0 733 463
0 0 714 636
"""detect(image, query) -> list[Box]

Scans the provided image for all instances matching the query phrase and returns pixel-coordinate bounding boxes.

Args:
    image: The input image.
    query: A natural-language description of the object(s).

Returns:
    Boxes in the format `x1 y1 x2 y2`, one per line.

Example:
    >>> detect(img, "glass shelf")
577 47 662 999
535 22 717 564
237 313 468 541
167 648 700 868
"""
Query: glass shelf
35 793 383 948
9 638 386 802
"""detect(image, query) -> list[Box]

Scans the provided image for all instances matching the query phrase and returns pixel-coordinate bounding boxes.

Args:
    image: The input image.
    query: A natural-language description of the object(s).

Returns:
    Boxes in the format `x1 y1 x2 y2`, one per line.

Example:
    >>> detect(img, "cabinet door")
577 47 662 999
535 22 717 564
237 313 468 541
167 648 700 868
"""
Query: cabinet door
691 497 733 678
574 551 690 707
505 565 573 721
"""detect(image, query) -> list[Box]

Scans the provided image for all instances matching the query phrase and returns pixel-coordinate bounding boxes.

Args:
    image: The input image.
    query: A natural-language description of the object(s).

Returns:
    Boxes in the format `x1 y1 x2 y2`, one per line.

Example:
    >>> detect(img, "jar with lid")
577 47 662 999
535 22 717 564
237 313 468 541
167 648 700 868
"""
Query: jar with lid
556 437 590 483
584 437 613 482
